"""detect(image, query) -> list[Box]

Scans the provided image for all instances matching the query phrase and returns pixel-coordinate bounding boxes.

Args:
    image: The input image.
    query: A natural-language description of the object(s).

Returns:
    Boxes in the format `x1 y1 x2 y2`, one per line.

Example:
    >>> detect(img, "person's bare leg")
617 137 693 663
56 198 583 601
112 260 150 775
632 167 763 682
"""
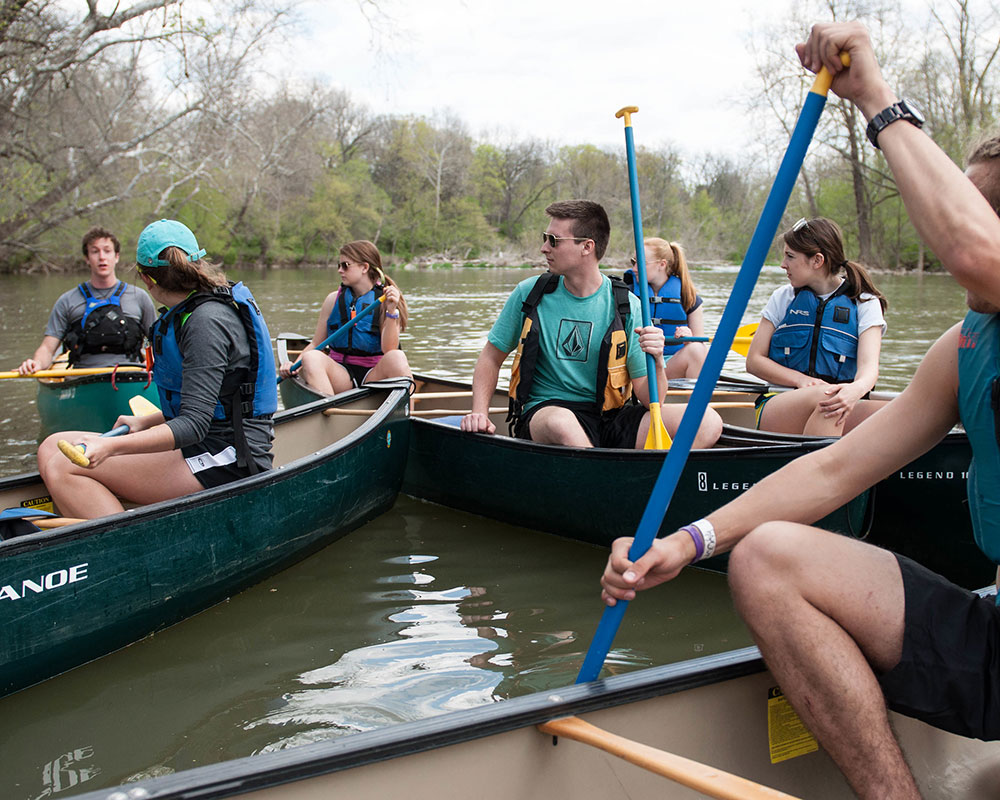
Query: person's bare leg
662 344 708 380
803 397 892 437
38 436 203 518
299 350 352 395
758 385 830 435
728 523 919 799
644 403 723 449
364 350 413 383
528 406 592 447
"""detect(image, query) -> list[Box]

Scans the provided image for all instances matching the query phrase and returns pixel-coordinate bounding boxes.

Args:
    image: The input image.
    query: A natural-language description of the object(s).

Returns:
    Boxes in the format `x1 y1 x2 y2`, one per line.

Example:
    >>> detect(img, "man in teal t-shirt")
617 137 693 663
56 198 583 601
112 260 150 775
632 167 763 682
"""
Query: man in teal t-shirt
460 199 722 449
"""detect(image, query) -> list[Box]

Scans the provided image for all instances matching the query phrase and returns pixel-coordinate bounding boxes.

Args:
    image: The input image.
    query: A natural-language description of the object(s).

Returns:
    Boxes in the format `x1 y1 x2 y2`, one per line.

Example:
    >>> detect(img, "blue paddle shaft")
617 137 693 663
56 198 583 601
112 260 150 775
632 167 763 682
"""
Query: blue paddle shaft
277 296 384 384
74 423 130 455
577 88 831 684
622 123 661 406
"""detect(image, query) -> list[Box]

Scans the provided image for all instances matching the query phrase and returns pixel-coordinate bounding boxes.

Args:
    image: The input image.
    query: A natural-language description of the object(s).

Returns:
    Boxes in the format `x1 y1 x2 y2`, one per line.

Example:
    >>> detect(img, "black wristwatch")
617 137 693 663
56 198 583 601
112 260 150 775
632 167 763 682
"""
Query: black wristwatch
865 99 925 149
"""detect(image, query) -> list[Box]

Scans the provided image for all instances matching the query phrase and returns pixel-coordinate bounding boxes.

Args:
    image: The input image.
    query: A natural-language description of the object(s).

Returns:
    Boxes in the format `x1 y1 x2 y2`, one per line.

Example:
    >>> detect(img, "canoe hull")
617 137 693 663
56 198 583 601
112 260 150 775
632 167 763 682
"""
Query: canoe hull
0 385 411 698
403 414 870 553
35 371 161 438
67 644 1000 800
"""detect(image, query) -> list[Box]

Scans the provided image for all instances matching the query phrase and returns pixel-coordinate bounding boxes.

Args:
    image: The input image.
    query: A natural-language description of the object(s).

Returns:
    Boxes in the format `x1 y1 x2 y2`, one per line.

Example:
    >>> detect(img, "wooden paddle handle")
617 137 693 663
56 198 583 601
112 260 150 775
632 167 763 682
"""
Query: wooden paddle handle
0 366 146 380
32 517 87 529
323 406 506 418
538 717 801 800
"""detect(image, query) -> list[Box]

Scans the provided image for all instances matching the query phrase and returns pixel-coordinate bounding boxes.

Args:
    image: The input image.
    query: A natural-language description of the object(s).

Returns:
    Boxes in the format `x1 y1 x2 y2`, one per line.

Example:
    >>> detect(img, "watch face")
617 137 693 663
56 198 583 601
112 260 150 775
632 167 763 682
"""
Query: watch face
902 98 926 125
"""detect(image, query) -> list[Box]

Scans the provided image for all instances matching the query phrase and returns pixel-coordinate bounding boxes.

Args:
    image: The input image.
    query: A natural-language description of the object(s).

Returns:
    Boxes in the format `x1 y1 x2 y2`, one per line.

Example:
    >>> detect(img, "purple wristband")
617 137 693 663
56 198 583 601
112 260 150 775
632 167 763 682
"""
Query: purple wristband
681 524 704 563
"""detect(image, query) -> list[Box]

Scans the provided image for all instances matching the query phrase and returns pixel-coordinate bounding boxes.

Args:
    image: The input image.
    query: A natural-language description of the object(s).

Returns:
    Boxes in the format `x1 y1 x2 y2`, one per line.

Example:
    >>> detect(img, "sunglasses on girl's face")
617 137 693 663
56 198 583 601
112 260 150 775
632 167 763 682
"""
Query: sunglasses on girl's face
338 261 353 270
541 232 589 248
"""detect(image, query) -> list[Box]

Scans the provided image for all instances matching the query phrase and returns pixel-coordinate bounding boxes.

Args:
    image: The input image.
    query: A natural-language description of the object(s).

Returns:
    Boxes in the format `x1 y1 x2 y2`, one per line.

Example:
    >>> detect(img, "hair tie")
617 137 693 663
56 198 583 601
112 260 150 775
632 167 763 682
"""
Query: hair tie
840 260 849 269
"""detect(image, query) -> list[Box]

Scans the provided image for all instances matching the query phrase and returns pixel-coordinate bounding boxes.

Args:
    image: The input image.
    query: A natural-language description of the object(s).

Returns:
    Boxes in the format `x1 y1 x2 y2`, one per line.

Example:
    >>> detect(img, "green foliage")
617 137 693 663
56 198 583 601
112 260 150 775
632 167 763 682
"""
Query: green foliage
8 0 998 272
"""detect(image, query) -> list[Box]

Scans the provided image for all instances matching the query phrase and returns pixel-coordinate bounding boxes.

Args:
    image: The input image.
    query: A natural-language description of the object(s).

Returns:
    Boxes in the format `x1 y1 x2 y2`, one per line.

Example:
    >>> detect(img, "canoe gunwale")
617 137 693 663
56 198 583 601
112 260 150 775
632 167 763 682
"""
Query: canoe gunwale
35 368 152 389
68 646 767 800
0 382 412 558
418 417 834 461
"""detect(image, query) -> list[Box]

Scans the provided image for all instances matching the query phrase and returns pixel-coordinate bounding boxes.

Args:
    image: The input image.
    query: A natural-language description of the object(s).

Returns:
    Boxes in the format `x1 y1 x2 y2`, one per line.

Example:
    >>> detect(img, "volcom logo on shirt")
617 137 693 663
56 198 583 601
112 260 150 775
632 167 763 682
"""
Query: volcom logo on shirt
557 319 592 362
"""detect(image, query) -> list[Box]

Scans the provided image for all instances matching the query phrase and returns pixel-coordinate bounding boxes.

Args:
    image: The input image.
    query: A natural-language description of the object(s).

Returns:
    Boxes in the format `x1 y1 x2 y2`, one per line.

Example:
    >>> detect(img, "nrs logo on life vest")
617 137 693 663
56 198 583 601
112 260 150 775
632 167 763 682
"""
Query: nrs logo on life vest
0 563 88 601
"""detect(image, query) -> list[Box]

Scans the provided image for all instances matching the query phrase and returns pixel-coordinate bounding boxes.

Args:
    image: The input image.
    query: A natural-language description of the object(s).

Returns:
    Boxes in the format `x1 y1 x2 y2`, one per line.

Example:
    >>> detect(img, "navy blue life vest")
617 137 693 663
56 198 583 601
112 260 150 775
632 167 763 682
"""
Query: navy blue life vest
624 271 688 356
150 282 277 473
768 285 859 383
63 282 145 365
957 311 1000 571
326 285 384 358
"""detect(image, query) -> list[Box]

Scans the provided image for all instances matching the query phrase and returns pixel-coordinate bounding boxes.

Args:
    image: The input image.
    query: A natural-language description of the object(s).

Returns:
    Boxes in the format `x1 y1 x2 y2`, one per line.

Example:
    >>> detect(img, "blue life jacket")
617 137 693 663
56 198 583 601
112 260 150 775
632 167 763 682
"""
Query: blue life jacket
768 284 859 383
624 271 688 356
326 284 384 358
957 311 1000 572
63 281 145 365
150 282 277 473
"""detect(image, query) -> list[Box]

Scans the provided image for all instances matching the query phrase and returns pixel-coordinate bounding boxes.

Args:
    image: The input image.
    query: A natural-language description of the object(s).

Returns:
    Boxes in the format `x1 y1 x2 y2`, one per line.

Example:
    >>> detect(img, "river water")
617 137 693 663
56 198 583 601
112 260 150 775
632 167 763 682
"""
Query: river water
0 264 970 798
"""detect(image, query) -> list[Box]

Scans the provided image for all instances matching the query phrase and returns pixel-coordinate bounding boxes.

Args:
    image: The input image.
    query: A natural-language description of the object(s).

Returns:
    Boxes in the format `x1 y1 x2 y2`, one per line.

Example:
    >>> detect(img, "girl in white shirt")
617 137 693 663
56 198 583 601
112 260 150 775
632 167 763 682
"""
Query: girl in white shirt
746 217 888 436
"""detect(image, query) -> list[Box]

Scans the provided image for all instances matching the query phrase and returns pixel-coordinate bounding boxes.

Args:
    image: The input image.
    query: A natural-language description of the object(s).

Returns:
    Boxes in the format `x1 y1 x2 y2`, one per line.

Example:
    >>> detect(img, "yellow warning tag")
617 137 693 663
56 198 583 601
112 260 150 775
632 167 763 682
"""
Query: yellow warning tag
21 496 55 514
767 686 818 763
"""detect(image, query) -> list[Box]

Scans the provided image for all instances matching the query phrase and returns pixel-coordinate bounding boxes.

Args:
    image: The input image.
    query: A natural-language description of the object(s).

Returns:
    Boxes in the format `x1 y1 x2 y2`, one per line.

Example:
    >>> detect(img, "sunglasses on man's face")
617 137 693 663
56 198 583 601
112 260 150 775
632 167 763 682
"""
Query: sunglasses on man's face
541 232 589 248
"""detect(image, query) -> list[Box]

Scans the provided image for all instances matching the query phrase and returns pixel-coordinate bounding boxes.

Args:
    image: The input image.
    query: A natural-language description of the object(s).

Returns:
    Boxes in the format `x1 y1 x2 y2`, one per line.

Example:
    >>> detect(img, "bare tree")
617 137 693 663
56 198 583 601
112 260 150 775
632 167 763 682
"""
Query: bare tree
473 133 555 240
746 0 912 266
0 0 296 265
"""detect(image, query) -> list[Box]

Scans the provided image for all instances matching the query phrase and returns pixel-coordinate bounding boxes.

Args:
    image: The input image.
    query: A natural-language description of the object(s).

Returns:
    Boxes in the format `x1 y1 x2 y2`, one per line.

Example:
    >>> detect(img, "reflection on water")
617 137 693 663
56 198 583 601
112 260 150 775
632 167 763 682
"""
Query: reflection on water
0 497 749 798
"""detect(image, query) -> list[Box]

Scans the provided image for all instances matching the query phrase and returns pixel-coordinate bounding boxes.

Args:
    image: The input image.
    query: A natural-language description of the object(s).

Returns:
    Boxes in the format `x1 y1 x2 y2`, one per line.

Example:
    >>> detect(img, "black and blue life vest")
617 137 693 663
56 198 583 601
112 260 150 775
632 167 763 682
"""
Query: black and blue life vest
624 271 689 356
957 311 1000 572
63 281 145 365
326 284 384 359
768 284 859 383
150 281 277 473
507 272 633 433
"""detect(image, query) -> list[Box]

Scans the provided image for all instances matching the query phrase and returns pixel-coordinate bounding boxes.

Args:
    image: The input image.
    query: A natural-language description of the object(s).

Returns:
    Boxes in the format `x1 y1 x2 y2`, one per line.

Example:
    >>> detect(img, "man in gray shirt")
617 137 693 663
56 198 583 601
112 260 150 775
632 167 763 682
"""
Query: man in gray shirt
17 226 157 373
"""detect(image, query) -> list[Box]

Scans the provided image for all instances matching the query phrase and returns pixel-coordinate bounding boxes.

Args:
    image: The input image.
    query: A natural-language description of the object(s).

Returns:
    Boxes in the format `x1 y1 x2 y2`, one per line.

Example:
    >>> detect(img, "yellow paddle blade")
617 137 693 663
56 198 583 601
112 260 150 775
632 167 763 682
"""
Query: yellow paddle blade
128 395 160 416
730 323 759 358
644 402 672 450
57 439 90 467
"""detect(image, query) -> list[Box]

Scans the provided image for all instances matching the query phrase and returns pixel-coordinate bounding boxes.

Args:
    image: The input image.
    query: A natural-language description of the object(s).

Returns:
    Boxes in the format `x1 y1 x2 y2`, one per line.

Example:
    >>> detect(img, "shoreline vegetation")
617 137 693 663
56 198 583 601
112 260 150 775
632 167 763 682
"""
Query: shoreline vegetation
3 5 994 276
4 255 921 276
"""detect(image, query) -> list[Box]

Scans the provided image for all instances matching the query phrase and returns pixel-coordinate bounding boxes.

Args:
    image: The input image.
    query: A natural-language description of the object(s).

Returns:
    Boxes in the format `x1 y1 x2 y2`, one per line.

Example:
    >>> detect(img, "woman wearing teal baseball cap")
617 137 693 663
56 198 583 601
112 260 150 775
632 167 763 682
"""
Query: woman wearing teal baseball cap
37 219 277 517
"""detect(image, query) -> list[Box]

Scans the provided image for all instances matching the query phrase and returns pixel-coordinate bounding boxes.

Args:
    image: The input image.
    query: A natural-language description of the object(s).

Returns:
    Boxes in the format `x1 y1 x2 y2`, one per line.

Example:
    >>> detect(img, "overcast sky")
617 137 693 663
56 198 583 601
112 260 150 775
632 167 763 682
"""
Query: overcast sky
293 0 799 158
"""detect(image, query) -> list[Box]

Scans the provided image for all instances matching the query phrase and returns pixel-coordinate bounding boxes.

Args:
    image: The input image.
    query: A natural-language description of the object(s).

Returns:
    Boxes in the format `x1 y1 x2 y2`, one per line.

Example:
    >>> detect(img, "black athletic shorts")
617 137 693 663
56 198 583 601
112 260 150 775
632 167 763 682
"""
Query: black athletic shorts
180 433 271 489
877 553 1000 740
514 400 649 448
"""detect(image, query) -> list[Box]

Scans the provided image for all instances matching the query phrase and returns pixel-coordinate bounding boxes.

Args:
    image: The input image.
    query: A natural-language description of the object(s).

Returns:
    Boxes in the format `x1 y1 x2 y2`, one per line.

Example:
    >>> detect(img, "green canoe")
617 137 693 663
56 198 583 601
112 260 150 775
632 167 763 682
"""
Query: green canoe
35 367 161 439
276 333 990 589
0 382 411 698
275 335 870 570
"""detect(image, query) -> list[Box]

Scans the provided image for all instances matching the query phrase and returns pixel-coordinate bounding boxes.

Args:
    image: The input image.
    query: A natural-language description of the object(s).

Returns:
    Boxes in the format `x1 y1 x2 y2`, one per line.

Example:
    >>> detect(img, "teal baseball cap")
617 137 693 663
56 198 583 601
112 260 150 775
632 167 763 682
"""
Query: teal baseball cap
136 219 207 268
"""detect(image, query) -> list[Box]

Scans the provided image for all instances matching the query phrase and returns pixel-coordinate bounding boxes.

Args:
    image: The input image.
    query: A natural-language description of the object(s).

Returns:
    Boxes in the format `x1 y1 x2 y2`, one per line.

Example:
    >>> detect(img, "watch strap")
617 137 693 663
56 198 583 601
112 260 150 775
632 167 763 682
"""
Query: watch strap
866 102 922 149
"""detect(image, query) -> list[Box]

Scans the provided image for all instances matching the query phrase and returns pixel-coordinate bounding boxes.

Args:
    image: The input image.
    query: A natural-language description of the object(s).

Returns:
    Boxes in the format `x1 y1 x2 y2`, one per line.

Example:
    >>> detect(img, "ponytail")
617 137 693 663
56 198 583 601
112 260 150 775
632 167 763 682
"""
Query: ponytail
842 260 887 312
644 237 697 310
